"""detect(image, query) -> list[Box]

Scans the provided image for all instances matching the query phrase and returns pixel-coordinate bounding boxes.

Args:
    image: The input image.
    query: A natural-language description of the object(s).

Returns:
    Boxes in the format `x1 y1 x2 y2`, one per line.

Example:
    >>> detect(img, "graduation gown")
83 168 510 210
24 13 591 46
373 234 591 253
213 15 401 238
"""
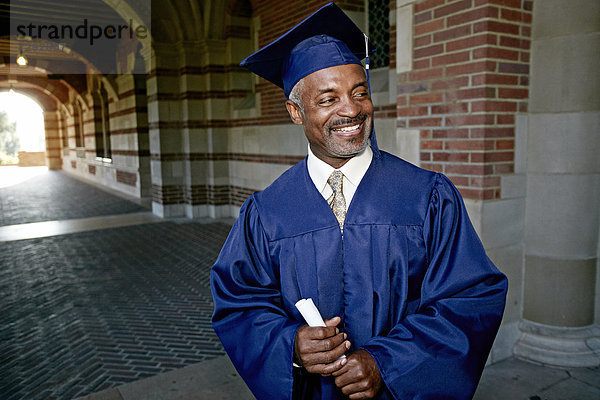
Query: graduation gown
211 148 507 400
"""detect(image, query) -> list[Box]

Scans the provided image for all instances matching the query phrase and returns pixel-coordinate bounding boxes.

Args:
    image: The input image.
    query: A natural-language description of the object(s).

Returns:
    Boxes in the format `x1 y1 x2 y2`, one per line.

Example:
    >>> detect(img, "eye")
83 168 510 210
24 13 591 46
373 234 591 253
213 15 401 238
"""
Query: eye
318 97 335 106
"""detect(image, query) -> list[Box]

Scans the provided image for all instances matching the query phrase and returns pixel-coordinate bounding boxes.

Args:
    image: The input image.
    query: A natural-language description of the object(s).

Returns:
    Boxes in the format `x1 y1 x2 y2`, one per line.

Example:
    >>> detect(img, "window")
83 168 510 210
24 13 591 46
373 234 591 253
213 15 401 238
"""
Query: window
368 0 390 69
74 100 84 148
94 84 112 161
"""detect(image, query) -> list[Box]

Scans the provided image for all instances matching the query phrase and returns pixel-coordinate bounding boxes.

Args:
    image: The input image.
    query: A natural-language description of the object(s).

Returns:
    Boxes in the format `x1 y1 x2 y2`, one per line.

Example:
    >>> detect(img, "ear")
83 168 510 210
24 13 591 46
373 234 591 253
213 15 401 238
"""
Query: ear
286 100 304 125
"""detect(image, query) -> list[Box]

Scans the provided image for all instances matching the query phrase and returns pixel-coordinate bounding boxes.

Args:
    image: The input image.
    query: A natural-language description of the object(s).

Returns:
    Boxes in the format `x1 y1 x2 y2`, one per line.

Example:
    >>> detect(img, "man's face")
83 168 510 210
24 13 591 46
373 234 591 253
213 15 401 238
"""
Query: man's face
286 63 373 168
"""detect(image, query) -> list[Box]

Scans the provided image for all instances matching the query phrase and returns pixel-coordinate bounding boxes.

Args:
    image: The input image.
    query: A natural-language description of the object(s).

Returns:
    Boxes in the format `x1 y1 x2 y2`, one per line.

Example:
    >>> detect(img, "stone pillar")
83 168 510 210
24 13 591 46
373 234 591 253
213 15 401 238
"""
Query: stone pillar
43 110 62 170
515 0 600 367
144 43 187 217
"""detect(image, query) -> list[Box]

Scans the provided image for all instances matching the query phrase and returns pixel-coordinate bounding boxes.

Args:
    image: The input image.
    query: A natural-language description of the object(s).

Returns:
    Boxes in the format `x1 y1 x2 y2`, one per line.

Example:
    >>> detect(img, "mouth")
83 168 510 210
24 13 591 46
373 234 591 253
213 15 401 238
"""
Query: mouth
330 122 363 137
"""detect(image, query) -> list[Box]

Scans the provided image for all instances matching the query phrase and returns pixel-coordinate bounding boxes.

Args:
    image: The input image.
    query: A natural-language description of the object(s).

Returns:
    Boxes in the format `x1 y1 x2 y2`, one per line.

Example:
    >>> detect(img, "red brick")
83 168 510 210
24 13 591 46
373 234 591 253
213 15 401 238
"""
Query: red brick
421 129 433 139
433 25 472 43
448 175 471 186
409 67 444 81
447 6 499 27
446 114 496 126
471 100 517 112
432 128 469 138
498 62 529 74
432 51 471 66
474 20 520 35
474 0 521 8
471 73 518 86
421 152 432 161
431 103 470 114
397 106 430 116
414 35 432 48
473 47 520 61
398 95 408 107
398 82 429 94
519 102 528 112
415 0 446 13
455 86 496 100
421 162 444 173
470 175 501 187
500 36 531 50
497 114 515 124
414 59 431 70
445 139 495 151
434 0 472 19
494 163 514 174
445 163 494 174
522 26 531 37
501 8 532 23
433 152 470 162
409 117 444 127
470 127 514 137
446 33 497 52
431 76 470 90
414 44 444 59
415 11 432 24
498 87 528 99
496 139 515 150
411 92 444 104
481 151 514 162
458 187 497 200
519 75 529 86
520 51 530 63
415 19 445 36
446 60 497 76
422 140 444 149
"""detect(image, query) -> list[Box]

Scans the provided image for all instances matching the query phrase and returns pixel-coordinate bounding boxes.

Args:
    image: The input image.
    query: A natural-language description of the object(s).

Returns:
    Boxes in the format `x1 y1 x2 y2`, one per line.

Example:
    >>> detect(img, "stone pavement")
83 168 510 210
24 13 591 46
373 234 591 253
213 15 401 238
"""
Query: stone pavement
1 166 599 400
0 168 232 399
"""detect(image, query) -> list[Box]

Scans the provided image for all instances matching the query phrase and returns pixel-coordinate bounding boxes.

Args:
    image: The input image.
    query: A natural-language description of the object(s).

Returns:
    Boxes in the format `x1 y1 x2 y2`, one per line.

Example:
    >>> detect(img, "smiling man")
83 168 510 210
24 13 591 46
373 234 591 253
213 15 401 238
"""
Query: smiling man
210 3 507 400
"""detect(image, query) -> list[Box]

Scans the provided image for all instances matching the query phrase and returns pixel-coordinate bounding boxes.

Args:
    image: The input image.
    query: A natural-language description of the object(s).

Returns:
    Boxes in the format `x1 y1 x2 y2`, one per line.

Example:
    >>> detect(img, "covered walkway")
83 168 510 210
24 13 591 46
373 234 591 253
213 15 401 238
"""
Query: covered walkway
0 167 598 399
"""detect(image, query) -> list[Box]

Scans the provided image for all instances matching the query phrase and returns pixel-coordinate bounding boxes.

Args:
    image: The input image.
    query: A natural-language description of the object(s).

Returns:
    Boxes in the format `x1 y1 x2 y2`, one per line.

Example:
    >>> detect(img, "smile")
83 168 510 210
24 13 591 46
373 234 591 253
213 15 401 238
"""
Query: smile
331 123 362 136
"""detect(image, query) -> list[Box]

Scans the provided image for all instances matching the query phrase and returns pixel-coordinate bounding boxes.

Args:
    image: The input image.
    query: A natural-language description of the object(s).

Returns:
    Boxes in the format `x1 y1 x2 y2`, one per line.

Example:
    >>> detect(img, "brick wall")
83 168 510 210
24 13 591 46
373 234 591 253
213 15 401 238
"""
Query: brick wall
399 0 532 200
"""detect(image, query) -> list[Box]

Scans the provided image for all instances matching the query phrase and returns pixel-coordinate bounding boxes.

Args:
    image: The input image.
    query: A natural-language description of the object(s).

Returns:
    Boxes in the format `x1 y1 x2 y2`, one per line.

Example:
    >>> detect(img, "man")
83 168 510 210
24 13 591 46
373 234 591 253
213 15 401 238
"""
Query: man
211 3 507 399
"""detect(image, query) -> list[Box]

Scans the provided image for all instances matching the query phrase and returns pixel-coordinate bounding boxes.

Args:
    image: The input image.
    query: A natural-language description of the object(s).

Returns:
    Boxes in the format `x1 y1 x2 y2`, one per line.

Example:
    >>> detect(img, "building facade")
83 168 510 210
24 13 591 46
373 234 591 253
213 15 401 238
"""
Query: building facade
1 0 598 367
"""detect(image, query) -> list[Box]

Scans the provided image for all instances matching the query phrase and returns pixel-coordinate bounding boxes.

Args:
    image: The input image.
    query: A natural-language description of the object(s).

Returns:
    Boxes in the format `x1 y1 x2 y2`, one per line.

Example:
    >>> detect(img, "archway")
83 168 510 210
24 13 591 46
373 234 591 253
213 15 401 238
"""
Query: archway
0 91 45 166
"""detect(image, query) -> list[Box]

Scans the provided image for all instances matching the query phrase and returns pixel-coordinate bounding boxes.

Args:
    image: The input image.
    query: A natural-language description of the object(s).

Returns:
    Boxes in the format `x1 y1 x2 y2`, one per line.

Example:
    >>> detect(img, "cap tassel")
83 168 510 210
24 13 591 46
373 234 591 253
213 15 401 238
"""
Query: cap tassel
363 33 380 155
364 33 371 96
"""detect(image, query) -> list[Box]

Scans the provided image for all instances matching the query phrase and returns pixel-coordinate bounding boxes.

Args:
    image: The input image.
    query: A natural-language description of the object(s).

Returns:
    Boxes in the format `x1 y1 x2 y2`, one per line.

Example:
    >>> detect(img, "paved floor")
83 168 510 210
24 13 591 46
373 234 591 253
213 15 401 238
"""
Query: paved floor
0 168 230 399
1 166 599 400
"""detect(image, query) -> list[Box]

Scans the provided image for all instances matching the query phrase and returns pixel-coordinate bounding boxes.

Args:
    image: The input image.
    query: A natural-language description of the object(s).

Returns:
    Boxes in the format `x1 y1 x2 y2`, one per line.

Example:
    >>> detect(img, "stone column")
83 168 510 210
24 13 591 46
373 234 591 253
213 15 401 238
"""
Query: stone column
144 43 187 217
43 110 62 170
514 0 600 367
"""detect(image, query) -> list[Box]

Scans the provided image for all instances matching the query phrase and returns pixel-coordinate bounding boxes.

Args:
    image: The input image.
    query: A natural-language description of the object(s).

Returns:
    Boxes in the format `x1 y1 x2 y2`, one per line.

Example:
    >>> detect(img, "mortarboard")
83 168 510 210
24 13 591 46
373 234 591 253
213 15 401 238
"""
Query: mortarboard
240 2 371 98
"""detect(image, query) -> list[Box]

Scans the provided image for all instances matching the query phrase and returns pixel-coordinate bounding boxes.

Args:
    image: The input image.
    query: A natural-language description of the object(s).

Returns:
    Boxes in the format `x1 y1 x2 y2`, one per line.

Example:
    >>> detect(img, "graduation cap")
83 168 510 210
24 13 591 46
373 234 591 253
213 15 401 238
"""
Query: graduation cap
240 2 372 98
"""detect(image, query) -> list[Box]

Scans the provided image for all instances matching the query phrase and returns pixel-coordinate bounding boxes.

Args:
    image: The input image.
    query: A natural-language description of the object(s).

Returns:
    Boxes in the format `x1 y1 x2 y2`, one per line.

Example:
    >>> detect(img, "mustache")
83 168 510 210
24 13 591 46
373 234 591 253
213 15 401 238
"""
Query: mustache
329 113 368 128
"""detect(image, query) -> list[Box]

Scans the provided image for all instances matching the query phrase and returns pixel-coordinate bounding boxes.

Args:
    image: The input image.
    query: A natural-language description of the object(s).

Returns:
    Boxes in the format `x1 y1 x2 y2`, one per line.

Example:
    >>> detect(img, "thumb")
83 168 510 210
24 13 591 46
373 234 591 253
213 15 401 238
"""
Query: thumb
324 316 341 327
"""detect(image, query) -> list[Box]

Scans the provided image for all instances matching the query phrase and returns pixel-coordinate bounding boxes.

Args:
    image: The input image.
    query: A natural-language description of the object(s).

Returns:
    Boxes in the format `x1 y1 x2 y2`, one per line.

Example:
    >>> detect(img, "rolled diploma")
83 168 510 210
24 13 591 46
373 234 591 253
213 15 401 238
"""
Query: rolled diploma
295 298 346 359
295 298 326 327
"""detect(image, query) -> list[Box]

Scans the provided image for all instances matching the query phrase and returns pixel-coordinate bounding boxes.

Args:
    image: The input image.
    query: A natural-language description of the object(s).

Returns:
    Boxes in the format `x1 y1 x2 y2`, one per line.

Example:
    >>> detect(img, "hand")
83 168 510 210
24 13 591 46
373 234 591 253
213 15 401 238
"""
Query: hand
332 349 382 399
294 316 351 376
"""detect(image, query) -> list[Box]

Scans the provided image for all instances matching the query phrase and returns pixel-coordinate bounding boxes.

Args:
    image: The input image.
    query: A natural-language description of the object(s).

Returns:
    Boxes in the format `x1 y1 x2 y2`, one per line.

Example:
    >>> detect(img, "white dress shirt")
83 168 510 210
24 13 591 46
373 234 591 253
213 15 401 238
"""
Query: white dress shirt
306 144 373 211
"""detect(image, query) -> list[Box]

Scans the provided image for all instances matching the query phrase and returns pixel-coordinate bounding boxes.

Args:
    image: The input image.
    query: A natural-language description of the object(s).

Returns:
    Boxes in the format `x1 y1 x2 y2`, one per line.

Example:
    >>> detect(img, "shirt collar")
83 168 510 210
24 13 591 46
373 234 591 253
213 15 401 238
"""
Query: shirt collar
307 144 373 193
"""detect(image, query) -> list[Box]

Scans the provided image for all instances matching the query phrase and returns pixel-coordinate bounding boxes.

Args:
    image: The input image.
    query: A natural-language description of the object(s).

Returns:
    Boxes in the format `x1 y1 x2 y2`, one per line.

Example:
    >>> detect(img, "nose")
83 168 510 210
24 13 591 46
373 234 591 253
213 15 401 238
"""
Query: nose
337 95 360 118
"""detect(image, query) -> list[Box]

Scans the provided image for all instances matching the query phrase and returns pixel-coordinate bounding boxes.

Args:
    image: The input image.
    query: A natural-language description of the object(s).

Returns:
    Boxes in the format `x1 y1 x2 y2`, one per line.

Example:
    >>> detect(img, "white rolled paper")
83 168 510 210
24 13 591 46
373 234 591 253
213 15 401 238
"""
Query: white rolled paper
295 298 326 327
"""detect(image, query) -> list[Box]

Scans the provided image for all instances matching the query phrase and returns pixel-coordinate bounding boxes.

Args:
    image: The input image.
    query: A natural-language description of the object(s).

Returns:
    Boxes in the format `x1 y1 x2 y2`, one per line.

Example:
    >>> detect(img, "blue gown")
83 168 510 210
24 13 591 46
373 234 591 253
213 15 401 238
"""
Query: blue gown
211 146 507 399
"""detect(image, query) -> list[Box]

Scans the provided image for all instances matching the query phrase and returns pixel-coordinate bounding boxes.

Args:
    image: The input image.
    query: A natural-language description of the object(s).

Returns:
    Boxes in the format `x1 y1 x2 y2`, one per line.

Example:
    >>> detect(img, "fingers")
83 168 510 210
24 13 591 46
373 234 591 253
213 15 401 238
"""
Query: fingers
332 350 383 399
302 336 349 364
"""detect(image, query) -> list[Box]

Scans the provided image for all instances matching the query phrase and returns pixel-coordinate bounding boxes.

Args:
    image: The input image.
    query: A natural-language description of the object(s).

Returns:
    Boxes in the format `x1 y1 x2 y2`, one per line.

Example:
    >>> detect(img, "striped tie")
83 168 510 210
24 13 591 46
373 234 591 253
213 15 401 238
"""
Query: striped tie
327 170 346 230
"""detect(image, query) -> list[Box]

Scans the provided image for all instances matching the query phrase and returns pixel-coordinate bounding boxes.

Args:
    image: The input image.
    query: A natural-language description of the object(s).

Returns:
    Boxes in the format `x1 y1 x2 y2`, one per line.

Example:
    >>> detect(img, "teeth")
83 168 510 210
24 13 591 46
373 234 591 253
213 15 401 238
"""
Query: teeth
333 124 360 132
